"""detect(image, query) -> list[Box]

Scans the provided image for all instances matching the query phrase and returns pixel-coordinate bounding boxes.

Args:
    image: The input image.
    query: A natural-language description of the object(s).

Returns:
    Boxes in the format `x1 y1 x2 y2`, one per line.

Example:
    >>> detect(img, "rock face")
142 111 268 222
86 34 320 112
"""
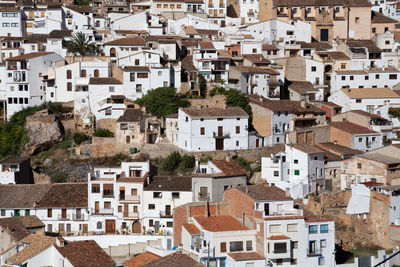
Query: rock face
24 110 64 155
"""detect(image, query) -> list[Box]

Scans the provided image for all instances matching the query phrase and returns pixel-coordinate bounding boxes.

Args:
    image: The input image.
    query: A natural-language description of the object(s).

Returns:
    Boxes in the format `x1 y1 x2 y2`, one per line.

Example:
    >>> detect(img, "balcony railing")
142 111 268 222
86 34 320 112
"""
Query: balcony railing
92 208 113 215
58 215 70 221
103 191 114 198
160 211 173 218
119 194 140 202
213 131 230 138
307 248 323 257
72 214 85 221
198 192 210 201
273 249 287 254
123 212 139 218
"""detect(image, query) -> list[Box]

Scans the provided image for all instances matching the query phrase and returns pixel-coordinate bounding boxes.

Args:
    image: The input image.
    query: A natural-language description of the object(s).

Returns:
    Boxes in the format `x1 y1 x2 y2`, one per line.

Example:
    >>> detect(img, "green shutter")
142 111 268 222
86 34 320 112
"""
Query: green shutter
294 170 300 176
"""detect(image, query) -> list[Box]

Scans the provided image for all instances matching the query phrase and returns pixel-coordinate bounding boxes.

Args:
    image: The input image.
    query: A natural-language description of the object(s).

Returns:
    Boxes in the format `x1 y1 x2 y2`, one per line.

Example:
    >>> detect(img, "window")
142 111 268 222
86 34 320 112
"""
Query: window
136 84 142 92
167 221 173 227
200 127 205 135
291 241 298 249
137 73 148 78
341 76 345 80
311 66 316 72
274 243 287 253
118 206 122 212
269 224 281 233
357 163 362 169
157 4 161 7
355 17 359 23
120 123 128 130
294 170 300 176
130 73 135 81
376 74 380 79
274 171 279 177
390 74 397 80
81 69 86 77
320 239 327 248
135 59 140 65
356 99 362 103
341 63 346 69
372 137 376 142
386 40 390 45
153 192 162 198
0 210 5 216
92 184 100 193
47 209 52 218
294 159 298 164
350 76 354 80
236 141 239 146
319 257 325 265
287 223 298 232
97 221 102 229
372 28 376 33
172 192 180 198
365 75 369 80
309 225 318 234
385 27 389 32
25 210 30 216
148 204 155 210
149 219 154 226
276 259 283 265
66 70 72 79
320 224 328 233
177 4 182 8
230 241 243 252
109 86 115 92
291 259 297 265
246 240 252 251
67 82 72 91
47 224 52 232
236 126 241 134
220 242 226 252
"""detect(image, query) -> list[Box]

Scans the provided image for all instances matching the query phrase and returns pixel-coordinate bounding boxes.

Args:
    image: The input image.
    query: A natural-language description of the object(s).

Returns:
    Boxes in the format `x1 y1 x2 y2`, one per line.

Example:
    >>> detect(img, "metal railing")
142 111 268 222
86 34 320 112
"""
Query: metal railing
119 194 140 202
58 214 70 221
307 248 323 256
198 192 210 201
72 214 85 221
123 212 139 218
92 208 113 215
160 210 173 218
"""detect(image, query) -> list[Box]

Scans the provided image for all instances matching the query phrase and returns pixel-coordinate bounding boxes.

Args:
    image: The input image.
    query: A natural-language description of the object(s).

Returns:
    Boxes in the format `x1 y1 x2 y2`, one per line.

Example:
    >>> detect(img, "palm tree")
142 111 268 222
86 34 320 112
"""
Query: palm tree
66 32 95 56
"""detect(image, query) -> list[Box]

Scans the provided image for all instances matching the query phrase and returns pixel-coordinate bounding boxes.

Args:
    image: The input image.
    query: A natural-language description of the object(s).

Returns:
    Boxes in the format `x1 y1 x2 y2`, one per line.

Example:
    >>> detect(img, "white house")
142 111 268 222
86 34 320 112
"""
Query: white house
5 52 64 119
261 144 326 198
142 175 193 235
0 156 32 184
0 6 23 37
178 107 249 152
23 6 63 35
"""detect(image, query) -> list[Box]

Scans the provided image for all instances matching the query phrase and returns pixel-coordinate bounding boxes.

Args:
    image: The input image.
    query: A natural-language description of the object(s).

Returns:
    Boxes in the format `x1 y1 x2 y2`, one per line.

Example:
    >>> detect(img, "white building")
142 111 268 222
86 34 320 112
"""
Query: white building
0 156 32 184
178 107 249 152
5 52 63 119
261 144 325 198
0 6 23 37
142 175 193 234
23 6 63 35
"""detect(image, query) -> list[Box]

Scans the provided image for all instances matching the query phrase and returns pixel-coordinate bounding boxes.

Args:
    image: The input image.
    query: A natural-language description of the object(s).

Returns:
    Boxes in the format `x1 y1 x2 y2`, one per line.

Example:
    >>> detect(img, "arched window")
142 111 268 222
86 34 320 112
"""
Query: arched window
81 69 87 77
97 221 102 229
110 48 116 57
94 69 99 77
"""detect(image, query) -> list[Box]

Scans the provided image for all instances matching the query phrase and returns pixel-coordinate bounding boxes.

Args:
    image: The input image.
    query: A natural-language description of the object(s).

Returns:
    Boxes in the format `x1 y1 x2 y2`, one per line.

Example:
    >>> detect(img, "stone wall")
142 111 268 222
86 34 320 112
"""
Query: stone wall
91 137 117 157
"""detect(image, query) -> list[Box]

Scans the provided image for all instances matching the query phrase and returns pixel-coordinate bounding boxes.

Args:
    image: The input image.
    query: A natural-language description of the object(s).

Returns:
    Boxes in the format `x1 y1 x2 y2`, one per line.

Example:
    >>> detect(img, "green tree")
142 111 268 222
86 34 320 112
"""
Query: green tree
136 87 189 117
179 155 195 171
160 152 182 172
198 74 207 97
210 87 253 129
93 128 114 137
66 32 95 56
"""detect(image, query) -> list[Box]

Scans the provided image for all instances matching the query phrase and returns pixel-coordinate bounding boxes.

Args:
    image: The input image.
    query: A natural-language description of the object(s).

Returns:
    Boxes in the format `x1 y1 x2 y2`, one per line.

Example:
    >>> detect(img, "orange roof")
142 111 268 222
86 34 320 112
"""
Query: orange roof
264 216 304 221
182 223 200 235
228 252 265 261
267 235 290 240
194 215 249 232
123 252 160 267
7 52 53 61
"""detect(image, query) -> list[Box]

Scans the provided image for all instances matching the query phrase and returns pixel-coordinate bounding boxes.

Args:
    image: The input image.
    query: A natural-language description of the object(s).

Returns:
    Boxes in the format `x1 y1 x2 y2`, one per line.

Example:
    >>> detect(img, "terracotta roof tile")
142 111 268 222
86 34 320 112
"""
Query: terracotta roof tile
371 11 398 23
292 143 324 154
242 54 270 63
330 121 378 134
7 234 56 264
209 160 246 176
0 184 51 209
199 41 215 50
123 66 150 72
326 51 350 60
316 142 363 157
249 95 326 114
123 252 160 267
49 30 72 39
141 252 202 267
6 52 53 61
144 176 192 191
117 109 145 122
341 87 400 99
180 107 249 118
104 37 146 46
262 44 279 51
36 183 87 208
288 80 318 95
65 5 92 13
0 216 43 242
193 215 249 232
236 66 279 75
55 240 115 267
234 183 292 201
182 223 201 235
228 252 265 261
89 77 122 85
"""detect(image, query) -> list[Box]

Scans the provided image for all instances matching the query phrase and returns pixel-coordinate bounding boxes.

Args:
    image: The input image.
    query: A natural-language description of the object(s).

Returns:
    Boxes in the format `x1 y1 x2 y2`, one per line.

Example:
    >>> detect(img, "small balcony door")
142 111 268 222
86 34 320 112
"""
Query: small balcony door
62 209 67 219
218 126 223 136
165 205 171 216
95 201 99 213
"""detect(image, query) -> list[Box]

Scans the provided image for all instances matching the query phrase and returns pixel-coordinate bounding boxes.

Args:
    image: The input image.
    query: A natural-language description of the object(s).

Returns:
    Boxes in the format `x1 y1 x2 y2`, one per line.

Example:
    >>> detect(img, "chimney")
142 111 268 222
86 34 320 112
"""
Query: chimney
245 186 249 195
225 154 231 162
242 212 245 226
197 105 202 110
300 99 306 108
285 188 290 197
259 97 264 102
334 140 338 145
205 201 210 217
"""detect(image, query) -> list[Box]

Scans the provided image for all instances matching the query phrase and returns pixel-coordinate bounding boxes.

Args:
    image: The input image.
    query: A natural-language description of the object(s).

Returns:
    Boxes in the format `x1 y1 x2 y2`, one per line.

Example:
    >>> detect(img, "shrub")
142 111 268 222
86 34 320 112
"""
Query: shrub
161 152 181 172
52 171 68 183
93 128 114 137
105 153 130 166
179 155 195 171
73 132 91 145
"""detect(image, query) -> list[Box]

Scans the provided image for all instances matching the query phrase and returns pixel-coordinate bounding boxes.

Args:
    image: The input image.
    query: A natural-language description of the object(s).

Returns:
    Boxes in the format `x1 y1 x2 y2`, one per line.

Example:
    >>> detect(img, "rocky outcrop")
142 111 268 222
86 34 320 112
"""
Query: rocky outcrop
23 110 64 155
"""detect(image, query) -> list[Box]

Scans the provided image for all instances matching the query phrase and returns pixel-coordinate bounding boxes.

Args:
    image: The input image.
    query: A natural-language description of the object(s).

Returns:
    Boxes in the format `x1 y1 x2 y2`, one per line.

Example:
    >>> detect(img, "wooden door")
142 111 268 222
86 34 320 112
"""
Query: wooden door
83 224 88 234
105 220 115 234
126 135 130 144
124 204 128 217
62 209 67 219
216 139 224 150
166 205 171 215
256 139 259 148
133 221 141 233
95 202 99 213
218 126 223 136
59 224 64 234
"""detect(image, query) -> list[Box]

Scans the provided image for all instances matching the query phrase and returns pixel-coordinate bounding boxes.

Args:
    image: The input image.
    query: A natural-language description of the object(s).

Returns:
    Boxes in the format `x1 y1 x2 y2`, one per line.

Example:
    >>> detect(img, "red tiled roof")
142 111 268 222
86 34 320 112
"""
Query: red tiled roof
123 252 160 267
199 41 215 50
228 252 265 261
330 121 379 135
193 215 249 232
6 52 53 61
104 37 146 46
182 223 201 235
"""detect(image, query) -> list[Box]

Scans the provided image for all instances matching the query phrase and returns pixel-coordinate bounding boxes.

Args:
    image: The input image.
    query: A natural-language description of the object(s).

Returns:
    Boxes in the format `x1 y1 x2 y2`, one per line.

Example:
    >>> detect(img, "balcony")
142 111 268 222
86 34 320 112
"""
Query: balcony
72 214 85 221
307 248 323 257
198 192 210 201
92 208 114 215
103 191 114 198
119 194 140 203
213 131 230 139
58 215 70 221
123 212 139 218
160 211 173 218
